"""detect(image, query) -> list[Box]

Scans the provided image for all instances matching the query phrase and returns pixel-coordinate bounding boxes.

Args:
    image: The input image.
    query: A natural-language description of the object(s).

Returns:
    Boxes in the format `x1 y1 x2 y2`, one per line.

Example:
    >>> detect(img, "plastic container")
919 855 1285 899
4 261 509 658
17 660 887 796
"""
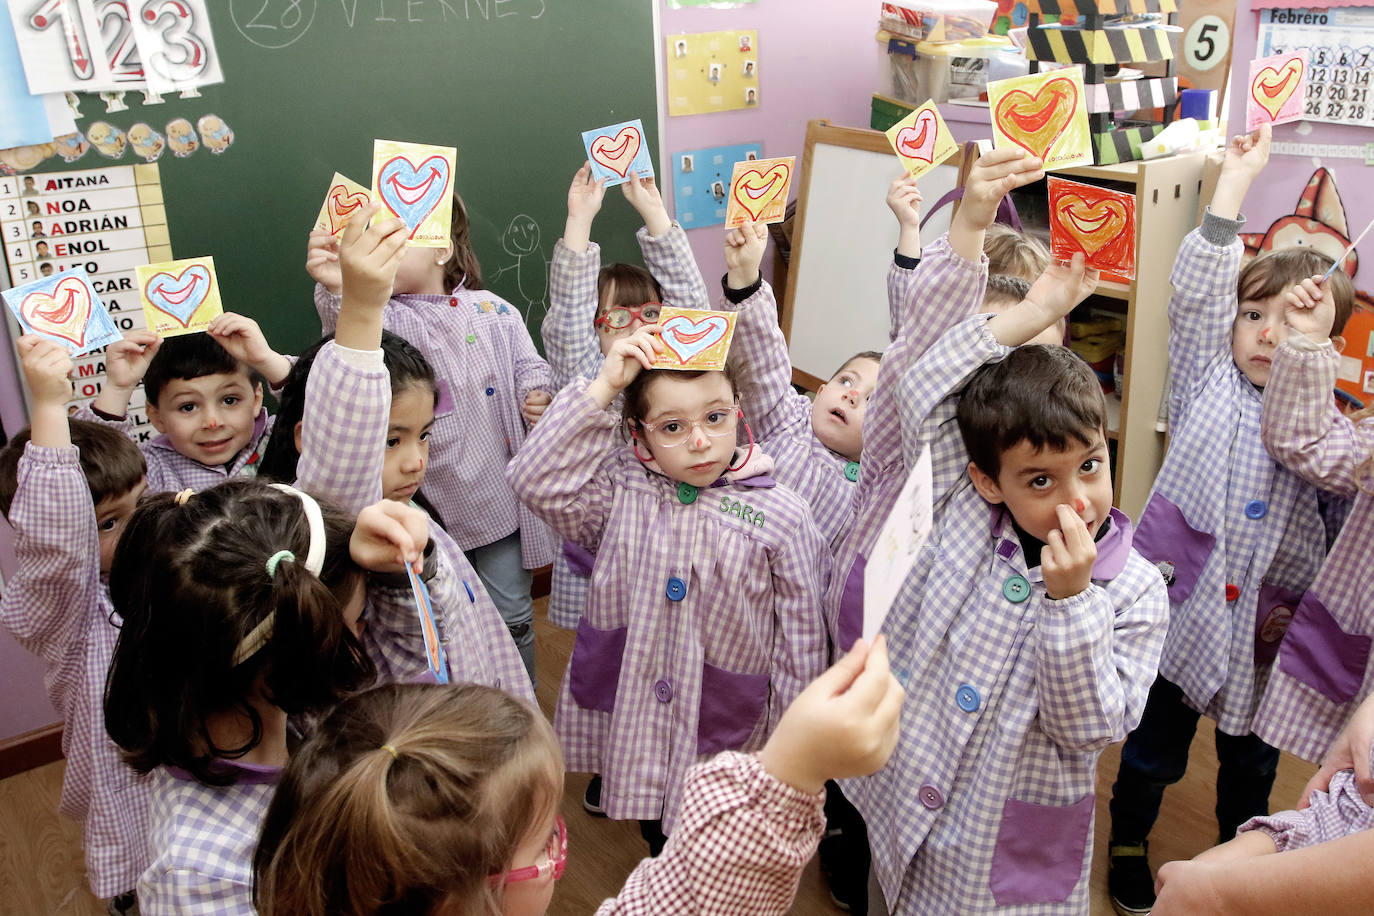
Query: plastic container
880 0 999 43
886 35 1012 104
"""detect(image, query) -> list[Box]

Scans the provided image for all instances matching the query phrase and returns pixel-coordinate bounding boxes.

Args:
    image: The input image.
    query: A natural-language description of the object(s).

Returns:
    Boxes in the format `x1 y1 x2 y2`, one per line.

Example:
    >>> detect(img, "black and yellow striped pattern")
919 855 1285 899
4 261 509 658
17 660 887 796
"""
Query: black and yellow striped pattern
1028 25 1175 64
1093 123 1164 164
1028 0 1176 17
1086 77 1178 113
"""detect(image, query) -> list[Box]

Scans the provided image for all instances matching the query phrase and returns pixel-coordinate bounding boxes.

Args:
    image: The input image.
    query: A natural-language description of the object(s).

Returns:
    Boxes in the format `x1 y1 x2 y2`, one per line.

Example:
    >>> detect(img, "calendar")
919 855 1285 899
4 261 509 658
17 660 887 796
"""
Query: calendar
1257 7 1374 128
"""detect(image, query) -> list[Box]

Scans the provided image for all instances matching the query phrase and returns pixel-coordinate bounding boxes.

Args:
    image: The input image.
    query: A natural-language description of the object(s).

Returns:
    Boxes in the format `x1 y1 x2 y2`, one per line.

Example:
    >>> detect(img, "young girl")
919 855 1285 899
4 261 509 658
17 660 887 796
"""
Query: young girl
307 189 554 682
252 638 904 916
102 479 425 913
506 325 829 854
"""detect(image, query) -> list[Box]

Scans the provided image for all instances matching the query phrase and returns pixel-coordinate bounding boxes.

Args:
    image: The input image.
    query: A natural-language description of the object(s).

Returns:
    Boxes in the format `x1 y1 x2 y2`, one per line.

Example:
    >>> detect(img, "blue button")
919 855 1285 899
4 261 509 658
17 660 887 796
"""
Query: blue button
918 784 944 810
844 460 860 482
677 482 698 504
956 684 980 712
1244 499 1268 520
1002 574 1031 603
894 667 911 688
485 386 495 396
666 576 687 601
654 679 673 703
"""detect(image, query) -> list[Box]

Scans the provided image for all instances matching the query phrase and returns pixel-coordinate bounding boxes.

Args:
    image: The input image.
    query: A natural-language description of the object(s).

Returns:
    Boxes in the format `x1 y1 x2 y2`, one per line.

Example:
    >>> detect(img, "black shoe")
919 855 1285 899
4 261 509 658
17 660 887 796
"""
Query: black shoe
819 782 869 912
583 774 606 817
1107 840 1155 916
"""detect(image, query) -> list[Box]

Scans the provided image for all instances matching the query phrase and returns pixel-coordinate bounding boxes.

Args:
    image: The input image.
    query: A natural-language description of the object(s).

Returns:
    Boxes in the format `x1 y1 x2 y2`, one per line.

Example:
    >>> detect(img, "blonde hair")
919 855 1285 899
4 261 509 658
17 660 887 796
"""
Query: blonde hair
984 224 1050 281
254 683 563 916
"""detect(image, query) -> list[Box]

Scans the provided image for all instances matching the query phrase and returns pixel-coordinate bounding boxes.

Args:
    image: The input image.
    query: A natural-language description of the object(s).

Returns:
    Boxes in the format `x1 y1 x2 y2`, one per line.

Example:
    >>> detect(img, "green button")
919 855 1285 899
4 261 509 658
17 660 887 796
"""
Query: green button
466 333 476 343
1002 574 1031 603
677 483 698 504
844 460 860 482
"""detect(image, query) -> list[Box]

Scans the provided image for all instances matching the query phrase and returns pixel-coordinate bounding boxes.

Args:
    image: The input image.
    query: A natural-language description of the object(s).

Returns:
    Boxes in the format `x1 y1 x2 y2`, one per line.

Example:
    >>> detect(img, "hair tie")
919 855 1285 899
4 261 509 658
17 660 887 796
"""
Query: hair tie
265 549 295 577
381 744 398 759
267 484 326 576
174 488 194 506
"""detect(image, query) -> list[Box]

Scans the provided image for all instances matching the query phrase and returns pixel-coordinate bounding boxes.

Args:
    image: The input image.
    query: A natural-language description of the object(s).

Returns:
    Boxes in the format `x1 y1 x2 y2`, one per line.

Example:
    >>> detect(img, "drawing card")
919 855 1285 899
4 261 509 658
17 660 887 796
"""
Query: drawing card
653 307 737 371
1248 50 1308 130
885 101 958 179
864 445 933 642
672 142 763 229
987 67 1092 170
724 155 794 227
2 267 121 357
582 119 654 186
136 256 223 337
314 172 372 237
1047 176 1137 279
407 565 450 685
371 139 457 248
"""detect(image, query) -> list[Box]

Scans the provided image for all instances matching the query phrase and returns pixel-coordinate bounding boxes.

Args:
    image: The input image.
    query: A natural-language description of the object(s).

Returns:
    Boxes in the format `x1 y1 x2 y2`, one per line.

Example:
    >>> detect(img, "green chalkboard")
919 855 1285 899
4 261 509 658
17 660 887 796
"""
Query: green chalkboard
17 0 658 356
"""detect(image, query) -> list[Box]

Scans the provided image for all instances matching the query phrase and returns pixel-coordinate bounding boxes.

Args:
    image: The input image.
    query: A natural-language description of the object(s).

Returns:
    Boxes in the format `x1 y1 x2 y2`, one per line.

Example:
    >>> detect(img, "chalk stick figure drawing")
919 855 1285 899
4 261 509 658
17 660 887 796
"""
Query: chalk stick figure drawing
491 214 550 326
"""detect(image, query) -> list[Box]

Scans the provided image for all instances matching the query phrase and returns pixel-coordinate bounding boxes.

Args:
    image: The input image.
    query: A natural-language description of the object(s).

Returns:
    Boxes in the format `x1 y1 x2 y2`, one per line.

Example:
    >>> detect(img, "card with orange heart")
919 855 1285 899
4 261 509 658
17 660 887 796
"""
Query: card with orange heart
987 67 1092 170
582 119 654 187
723 155 794 228
1047 176 1137 280
885 101 958 179
3 268 121 357
653 306 737 371
370 139 457 249
136 256 225 338
314 172 372 237
1248 50 1308 131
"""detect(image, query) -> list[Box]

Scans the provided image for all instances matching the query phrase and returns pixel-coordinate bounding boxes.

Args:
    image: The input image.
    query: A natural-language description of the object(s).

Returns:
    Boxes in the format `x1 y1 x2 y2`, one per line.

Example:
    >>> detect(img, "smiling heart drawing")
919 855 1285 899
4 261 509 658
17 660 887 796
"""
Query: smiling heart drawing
145 265 212 326
327 184 370 234
660 314 730 364
732 163 791 221
590 126 642 178
21 278 93 347
1252 58 1304 121
895 110 939 164
378 155 452 234
995 77 1078 161
1057 195 1129 255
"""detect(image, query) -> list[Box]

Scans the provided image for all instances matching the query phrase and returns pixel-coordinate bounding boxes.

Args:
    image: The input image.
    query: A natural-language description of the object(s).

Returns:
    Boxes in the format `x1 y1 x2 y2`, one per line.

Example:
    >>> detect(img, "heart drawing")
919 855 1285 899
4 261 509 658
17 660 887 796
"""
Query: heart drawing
378 155 452 236
995 77 1077 161
1056 195 1130 256
1252 58 1304 121
21 277 94 347
145 265 212 326
590 125 642 177
732 163 791 221
327 184 370 234
895 109 939 163
660 314 730 364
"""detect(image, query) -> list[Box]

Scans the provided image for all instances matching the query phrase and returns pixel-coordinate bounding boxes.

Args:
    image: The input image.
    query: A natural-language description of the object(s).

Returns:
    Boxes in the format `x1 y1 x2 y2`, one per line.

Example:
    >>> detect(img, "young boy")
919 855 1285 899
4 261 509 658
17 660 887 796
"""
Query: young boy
849 256 1168 914
1105 125 1356 916
80 313 291 492
0 336 151 913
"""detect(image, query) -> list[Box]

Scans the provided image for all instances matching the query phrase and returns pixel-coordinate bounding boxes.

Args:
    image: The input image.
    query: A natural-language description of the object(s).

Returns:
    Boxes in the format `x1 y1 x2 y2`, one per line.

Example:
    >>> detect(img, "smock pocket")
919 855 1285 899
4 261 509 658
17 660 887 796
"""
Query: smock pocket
835 555 866 654
696 662 770 756
1254 584 1304 667
562 540 595 578
1130 494 1216 604
989 794 1094 906
568 620 627 713
1277 594 1373 703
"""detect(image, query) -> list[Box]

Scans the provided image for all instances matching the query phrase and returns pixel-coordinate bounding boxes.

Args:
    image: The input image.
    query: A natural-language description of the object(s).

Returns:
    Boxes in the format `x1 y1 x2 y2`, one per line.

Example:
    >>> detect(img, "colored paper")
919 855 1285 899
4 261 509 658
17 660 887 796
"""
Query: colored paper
2 267 121 357
1047 177 1138 280
885 101 959 179
136 256 223 337
371 139 457 249
864 445 933 642
653 307 737 371
724 155 794 228
1247 50 1308 131
582 119 654 187
672 142 763 230
314 172 372 237
665 30 760 117
987 67 1092 170
407 566 450 685
0 11 60 149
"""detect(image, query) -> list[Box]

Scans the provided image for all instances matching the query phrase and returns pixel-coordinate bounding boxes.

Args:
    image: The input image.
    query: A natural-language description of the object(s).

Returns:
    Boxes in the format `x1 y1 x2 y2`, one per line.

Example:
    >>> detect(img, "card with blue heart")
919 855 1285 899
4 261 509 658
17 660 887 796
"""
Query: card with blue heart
371 139 457 248
581 119 654 187
136 256 223 338
653 306 737 371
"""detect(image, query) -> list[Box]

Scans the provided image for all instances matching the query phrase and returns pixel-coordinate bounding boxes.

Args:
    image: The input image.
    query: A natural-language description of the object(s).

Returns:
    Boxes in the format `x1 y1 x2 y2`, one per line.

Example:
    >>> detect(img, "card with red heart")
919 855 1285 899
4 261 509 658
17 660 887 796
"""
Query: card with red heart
885 101 958 179
987 67 1092 171
723 155 794 228
136 256 224 338
653 306 737 371
314 172 372 237
1247 50 1308 131
1047 176 1137 280
581 119 655 187
370 139 457 249
2 267 122 357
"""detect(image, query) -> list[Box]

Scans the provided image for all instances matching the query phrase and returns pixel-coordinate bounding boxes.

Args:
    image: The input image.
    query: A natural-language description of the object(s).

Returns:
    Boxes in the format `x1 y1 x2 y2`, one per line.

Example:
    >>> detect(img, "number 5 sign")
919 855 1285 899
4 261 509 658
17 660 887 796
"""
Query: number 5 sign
1178 0 1237 106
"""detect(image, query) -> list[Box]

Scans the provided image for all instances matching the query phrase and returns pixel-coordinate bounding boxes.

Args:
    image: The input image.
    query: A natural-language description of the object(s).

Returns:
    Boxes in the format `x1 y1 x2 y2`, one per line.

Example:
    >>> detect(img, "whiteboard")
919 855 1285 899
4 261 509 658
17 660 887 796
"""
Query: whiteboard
783 122 964 384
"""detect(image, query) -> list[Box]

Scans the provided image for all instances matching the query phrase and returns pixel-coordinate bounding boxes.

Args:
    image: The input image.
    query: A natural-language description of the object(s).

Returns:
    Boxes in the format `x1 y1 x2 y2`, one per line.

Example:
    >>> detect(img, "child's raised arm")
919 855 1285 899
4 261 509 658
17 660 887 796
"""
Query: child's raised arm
629 170 711 311
206 313 293 389
89 329 160 421
563 161 606 254
17 336 74 449
887 174 923 264
988 253 1097 347
948 148 1043 263
544 164 609 386
621 170 671 240
335 203 408 352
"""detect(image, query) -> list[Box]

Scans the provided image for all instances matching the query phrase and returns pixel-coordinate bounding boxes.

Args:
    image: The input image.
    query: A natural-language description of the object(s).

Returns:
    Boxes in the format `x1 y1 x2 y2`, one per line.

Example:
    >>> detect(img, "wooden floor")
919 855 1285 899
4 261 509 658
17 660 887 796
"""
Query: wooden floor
0 596 1316 915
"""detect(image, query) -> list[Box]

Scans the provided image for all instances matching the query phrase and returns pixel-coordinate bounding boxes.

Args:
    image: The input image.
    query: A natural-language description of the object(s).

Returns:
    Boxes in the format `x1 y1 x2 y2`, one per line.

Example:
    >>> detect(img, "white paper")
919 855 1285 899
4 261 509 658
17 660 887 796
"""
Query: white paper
863 445 934 642
43 91 76 137
8 0 119 94
126 0 223 95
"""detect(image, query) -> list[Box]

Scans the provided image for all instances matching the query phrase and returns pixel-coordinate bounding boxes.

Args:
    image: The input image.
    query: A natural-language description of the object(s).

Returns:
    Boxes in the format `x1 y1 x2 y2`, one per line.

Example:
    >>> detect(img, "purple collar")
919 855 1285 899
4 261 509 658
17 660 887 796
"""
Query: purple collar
991 506 1134 581
166 757 283 785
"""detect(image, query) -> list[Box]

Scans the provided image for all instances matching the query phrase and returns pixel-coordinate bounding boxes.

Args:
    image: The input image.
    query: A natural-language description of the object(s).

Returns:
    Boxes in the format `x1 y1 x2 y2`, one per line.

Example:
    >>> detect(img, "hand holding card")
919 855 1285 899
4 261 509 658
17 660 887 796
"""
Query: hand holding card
653 307 737 371
136 256 224 337
2 267 122 357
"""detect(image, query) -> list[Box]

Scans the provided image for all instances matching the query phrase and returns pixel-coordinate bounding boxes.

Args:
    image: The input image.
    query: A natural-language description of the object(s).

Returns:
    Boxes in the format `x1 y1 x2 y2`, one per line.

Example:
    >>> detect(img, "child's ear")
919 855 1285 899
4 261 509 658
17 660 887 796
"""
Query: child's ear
435 240 455 268
1332 334 1347 354
292 420 303 454
967 461 1005 505
146 402 167 434
251 381 264 414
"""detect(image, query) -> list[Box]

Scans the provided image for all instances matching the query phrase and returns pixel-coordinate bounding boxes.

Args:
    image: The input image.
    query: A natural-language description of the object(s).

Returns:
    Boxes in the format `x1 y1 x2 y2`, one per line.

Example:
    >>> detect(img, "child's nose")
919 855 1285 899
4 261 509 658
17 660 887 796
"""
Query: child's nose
203 410 222 429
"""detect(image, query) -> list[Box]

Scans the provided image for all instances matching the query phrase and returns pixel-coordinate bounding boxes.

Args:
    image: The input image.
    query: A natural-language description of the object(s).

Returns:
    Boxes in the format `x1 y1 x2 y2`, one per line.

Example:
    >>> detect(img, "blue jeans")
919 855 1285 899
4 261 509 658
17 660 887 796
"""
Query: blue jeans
465 530 536 686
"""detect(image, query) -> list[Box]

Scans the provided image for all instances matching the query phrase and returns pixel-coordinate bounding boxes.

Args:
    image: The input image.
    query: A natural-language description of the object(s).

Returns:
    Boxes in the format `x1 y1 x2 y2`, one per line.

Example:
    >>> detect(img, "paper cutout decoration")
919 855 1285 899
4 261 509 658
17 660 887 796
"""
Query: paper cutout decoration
407 566 450 685
371 139 457 248
582 119 654 187
314 173 372 237
987 67 1092 170
885 102 958 179
136 256 224 337
1248 50 1308 131
1047 176 1138 280
724 156 794 228
2 267 122 357
864 445 934 642
653 307 737 371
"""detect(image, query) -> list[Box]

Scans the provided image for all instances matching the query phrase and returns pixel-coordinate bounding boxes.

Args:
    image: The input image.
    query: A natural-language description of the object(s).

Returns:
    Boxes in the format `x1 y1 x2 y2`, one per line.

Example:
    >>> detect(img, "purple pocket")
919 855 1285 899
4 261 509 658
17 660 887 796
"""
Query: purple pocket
1130 494 1216 604
989 793 1095 906
696 662 770 756
434 379 455 417
561 540 595 578
568 620 628 713
835 555 866 654
1254 584 1304 667
1277 594 1373 703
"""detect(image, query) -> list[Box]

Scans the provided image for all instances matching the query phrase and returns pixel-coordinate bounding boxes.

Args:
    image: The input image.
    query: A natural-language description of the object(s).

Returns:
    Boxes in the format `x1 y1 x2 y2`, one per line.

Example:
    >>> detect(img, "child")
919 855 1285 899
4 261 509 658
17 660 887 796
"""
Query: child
252 638 904 916
1105 125 1357 916
102 479 426 913
983 221 1050 280
307 189 555 683
82 312 293 491
849 255 1168 913
0 337 150 913
506 326 830 855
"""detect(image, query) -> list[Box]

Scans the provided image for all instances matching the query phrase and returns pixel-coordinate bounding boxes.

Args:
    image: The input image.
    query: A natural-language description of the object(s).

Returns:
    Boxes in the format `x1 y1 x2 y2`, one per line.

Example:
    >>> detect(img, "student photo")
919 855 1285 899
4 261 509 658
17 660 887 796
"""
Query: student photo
680 155 694 174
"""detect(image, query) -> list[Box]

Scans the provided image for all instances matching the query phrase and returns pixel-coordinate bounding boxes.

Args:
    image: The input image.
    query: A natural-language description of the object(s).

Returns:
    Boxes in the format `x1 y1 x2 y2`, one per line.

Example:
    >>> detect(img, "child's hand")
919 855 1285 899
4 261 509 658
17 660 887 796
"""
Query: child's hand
351 499 431 574
757 637 904 795
103 330 161 390
886 175 923 229
17 335 74 407
1283 274 1337 342
339 202 408 309
1042 503 1097 600
622 171 671 237
207 312 273 366
305 229 343 296
724 220 768 289
1211 124 1271 220
957 148 1044 232
1030 252 1098 318
567 162 606 224
597 325 663 392
1301 691 1374 808
521 389 552 426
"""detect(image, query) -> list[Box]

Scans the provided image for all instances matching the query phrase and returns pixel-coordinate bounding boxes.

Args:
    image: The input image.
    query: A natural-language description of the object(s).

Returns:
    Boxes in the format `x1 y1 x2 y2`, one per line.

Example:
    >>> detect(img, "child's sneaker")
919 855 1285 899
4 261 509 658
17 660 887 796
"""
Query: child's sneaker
583 773 606 816
1107 840 1155 915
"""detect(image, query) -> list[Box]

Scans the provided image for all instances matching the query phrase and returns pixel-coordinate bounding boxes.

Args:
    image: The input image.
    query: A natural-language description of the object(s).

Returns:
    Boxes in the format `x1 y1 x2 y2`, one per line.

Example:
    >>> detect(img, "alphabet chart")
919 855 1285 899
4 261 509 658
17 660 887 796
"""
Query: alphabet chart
1 164 172 430
1256 7 1374 128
